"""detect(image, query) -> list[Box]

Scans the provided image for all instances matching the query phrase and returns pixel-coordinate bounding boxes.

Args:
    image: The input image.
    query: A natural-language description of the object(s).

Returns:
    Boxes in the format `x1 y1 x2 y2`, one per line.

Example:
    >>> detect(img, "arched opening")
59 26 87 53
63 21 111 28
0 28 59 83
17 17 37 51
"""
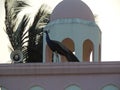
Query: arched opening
90 51 93 62
65 85 81 90
101 84 119 90
30 86 45 90
0 86 7 90
83 39 94 62
45 38 75 62
61 38 75 62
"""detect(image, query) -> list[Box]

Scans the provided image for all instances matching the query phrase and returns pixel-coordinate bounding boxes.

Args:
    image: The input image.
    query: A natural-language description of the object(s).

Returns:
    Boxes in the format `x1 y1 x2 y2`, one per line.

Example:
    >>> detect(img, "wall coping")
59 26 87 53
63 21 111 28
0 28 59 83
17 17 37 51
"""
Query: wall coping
0 62 120 76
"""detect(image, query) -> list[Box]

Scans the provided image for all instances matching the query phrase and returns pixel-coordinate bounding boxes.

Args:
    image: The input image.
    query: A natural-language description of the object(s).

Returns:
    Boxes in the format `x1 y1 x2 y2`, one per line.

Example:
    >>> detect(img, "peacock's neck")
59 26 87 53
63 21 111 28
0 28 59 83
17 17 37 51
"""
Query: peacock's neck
45 32 50 42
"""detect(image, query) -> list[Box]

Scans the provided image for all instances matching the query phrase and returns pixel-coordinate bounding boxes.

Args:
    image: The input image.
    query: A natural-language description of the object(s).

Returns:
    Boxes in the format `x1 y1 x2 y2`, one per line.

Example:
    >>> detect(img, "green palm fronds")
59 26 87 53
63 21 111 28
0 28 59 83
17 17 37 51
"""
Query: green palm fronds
14 15 29 49
4 0 30 62
14 0 29 13
4 0 50 63
29 4 49 46
5 0 15 49
27 4 50 62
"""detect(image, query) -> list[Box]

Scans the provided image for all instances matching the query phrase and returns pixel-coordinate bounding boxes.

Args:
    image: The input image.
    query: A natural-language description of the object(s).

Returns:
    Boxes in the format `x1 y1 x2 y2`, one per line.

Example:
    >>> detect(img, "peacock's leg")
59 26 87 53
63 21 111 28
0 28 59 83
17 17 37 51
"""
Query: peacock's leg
55 52 61 62
52 52 54 62
52 52 60 62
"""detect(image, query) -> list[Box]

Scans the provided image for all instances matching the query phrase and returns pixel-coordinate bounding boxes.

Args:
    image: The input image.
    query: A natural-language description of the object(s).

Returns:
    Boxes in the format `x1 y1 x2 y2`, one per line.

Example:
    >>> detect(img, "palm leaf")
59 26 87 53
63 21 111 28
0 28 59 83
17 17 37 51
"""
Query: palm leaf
5 0 15 49
28 4 50 45
5 0 50 62
14 15 29 49
26 4 50 62
13 0 30 19
4 0 29 62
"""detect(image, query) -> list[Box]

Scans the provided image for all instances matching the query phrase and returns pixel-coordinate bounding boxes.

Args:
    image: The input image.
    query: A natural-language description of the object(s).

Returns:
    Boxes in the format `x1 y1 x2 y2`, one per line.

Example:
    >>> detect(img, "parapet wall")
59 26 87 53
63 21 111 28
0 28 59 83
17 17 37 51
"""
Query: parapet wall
0 62 120 90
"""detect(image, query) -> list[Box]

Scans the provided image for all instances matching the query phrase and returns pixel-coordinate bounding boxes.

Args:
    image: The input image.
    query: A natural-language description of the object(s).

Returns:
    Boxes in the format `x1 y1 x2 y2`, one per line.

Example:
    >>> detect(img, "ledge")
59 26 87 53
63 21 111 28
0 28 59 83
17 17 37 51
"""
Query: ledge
0 62 120 76
45 18 97 29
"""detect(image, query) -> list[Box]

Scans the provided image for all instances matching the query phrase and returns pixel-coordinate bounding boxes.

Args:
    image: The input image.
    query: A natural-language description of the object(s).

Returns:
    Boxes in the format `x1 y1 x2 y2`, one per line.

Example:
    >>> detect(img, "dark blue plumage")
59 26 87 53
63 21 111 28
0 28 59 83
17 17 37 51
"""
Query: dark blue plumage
44 31 79 62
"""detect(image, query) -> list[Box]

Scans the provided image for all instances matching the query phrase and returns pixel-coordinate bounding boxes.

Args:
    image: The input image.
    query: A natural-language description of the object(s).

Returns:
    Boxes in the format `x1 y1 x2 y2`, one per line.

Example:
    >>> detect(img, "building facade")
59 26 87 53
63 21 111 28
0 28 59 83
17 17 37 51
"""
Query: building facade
0 0 120 90
0 62 120 90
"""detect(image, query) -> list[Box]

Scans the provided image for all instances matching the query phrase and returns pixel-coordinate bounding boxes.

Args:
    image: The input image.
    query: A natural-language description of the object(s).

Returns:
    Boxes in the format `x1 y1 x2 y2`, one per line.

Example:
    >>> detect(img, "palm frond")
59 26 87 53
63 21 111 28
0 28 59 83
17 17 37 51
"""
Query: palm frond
5 0 16 49
5 0 50 63
14 15 29 60
13 0 30 16
4 0 30 62
14 15 29 49
28 4 50 45
26 4 50 62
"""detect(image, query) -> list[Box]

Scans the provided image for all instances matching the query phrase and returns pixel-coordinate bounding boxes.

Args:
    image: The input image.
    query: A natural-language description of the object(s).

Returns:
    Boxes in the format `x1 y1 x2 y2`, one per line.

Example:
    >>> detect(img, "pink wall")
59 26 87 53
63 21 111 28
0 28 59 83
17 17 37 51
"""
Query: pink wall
0 62 120 90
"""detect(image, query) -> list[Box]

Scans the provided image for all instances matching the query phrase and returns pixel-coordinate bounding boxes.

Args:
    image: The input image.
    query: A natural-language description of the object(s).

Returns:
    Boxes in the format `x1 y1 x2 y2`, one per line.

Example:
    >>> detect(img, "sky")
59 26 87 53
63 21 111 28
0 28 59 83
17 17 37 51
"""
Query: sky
0 0 120 63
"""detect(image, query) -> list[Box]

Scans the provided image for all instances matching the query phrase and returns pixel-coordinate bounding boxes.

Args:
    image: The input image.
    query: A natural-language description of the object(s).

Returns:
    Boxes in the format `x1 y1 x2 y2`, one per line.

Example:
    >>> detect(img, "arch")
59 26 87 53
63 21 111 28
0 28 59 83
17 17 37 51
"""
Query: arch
83 39 94 62
65 84 81 90
101 84 119 90
0 86 7 90
45 38 75 62
30 86 45 90
61 38 75 62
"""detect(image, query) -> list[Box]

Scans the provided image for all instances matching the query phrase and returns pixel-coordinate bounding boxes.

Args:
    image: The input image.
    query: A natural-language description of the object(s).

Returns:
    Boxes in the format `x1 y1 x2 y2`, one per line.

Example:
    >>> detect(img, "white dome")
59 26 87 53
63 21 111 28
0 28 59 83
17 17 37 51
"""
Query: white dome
50 0 95 22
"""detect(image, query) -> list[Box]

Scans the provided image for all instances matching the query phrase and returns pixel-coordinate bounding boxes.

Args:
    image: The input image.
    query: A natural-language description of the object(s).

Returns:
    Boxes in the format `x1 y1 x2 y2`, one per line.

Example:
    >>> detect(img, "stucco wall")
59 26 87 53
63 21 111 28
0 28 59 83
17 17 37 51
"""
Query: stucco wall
0 62 120 90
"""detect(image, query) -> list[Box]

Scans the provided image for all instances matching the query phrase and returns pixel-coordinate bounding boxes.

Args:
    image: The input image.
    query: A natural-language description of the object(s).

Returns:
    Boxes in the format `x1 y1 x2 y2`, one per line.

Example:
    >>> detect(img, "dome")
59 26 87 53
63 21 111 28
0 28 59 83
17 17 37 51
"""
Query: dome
50 0 95 22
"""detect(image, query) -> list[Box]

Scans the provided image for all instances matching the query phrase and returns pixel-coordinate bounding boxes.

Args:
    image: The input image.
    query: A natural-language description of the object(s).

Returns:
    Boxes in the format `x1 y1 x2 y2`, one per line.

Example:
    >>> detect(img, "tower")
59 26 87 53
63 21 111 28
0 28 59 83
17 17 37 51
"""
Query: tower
43 0 101 62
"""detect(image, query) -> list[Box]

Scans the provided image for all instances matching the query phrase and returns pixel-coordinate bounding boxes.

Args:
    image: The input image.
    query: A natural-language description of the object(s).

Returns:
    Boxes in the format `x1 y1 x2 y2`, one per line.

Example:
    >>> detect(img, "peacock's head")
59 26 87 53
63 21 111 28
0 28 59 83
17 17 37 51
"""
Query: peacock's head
44 29 50 34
